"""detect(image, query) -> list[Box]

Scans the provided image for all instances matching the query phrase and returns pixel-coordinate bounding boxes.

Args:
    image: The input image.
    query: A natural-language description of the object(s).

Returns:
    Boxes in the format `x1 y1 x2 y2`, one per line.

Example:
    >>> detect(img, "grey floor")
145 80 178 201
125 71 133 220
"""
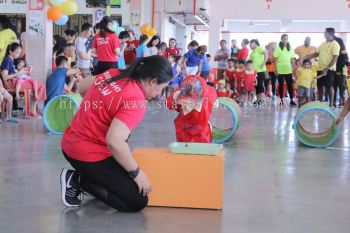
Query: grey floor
1 103 350 233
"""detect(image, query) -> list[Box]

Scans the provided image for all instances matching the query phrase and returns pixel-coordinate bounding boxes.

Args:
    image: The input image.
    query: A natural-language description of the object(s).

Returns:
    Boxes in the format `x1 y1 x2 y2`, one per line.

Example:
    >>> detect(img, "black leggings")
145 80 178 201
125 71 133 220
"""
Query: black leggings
269 72 277 96
333 74 346 105
278 74 294 99
96 61 118 75
63 151 148 212
256 72 267 94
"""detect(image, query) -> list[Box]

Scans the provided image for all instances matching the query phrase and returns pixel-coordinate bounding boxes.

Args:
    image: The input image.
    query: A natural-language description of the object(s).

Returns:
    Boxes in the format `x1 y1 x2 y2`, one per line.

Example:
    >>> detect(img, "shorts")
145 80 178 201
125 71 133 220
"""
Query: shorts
256 72 267 94
317 70 334 89
297 86 311 98
79 68 92 77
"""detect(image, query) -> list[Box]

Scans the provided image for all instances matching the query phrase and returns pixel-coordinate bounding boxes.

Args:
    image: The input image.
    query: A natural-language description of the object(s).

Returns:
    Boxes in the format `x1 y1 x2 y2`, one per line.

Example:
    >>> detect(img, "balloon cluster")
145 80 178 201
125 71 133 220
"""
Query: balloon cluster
140 23 157 37
112 21 125 35
46 0 78 26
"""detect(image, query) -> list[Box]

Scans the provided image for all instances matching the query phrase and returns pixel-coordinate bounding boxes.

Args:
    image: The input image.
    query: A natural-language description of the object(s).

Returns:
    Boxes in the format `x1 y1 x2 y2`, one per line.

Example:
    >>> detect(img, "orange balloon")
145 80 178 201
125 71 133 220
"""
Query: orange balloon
47 6 62 21
147 28 157 37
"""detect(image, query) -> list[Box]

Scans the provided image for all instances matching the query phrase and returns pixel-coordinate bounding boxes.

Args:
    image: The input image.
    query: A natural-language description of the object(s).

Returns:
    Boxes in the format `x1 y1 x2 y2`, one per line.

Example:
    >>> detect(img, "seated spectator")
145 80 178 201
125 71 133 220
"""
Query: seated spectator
157 42 167 57
57 43 76 68
0 80 15 123
14 59 39 102
46 56 80 103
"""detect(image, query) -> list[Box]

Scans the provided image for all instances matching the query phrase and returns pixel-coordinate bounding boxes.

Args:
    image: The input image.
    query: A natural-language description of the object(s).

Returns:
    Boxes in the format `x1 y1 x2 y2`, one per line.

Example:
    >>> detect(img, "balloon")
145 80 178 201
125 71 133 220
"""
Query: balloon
147 28 157 37
116 27 125 35
140 23 150 34
54 14 68 26
47 6 63 21
49 0 62 6
60 0 78 16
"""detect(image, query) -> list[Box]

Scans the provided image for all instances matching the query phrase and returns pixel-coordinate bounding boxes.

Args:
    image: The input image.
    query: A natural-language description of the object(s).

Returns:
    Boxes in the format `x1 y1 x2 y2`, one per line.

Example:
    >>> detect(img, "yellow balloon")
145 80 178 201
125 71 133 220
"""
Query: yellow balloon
147 28 157 37
140 23 151 34
60 0 77 16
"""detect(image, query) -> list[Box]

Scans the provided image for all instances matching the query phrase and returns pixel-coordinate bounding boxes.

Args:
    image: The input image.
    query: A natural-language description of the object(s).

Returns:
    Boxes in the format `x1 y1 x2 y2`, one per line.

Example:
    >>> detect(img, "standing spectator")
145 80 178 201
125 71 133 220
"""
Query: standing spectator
294 37 317 63
89 23 101 75
92 16 120 74
274 34 296 106
214 40 230 80
124 28 139 65
183 45 207 76
333 35 349 107
0 16 17 64
75 23 93 76
200 54 211 79
304 28 340 107
53 35 67 57
266 42 277 100
249 39 268 105
117 31 130 70
136 35 150 59
165 38 180 57
20 18 26 59
147 35 160 56
64 29 77 44
236 39 250 61
230 39 239 58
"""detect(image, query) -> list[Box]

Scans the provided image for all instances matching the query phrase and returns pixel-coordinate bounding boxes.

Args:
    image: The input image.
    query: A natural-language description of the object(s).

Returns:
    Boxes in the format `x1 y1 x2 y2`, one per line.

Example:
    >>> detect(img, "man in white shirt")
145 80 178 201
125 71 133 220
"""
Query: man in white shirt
214 40 230 80
75 23 93 76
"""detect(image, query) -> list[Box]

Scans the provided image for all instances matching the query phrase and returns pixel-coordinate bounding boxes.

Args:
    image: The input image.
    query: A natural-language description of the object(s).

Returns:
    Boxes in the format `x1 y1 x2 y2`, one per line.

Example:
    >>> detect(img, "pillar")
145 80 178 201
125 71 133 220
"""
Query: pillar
25 1 53 84
208 17 221 67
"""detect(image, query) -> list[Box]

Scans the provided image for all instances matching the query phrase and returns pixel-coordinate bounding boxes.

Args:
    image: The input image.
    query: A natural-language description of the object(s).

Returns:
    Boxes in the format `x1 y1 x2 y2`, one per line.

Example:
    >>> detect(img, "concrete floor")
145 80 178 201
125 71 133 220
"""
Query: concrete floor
1 103 350 233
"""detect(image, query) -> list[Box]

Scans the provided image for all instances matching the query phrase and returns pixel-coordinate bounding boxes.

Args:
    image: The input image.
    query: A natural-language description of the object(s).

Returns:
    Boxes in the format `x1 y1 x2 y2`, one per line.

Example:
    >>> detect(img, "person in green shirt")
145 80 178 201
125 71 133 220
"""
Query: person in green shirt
0 16 17 64
249 39 268 105
274 34 296 106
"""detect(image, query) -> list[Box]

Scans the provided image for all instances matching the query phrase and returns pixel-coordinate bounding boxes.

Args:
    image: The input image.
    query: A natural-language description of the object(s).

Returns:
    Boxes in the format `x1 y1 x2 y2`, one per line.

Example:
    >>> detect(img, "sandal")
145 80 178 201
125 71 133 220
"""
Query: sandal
5 117 18 124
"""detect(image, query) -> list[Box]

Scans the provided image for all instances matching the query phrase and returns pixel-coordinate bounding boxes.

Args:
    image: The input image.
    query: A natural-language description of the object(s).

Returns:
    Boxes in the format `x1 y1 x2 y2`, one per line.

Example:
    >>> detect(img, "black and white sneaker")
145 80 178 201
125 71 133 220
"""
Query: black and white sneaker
60 169 82 207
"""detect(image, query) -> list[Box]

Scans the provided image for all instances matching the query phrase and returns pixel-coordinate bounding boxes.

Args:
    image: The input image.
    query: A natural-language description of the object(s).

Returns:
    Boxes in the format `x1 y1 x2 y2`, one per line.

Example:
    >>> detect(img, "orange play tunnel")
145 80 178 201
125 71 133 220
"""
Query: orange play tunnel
132 148 224 210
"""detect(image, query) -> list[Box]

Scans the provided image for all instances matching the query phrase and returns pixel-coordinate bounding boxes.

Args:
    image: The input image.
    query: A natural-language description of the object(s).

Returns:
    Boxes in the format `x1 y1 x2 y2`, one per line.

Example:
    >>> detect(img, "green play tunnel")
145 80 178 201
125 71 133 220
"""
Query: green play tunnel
44 94 82 135
211 97 241 143
293 102 339 148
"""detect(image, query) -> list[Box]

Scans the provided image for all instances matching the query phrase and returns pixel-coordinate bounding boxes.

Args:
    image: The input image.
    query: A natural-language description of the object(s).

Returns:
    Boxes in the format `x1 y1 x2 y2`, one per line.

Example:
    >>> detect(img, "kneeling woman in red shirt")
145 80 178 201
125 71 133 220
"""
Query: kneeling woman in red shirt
60 56 173 212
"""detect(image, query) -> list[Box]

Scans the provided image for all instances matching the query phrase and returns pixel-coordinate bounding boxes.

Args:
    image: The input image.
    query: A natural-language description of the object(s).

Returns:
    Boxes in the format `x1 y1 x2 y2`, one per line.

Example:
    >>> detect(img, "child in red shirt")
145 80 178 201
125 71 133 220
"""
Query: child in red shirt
217 79 230 97
234 59 246 103
165 38 180 57
241 60 257 106
224 59 236 89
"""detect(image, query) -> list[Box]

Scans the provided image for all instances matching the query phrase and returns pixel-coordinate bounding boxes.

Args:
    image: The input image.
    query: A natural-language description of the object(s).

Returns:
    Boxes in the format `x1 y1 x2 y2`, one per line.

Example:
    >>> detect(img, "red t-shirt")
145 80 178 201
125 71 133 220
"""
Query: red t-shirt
124 39 139 65
61 69 146 162
237 47 249 61
165 48 180 57
225 69 236 87
93 32 120 62
243 71 257 91
234 69 245 93
217 89 230 97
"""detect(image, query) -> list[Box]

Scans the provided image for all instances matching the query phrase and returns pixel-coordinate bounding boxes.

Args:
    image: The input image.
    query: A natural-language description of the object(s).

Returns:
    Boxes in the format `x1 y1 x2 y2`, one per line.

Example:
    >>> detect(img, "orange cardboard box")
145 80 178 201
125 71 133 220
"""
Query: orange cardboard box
132 148 224 210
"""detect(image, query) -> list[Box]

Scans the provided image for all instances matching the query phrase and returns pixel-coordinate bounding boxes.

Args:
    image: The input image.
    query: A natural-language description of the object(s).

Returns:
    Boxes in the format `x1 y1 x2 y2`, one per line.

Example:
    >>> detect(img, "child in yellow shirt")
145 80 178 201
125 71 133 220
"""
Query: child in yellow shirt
295 59 324 108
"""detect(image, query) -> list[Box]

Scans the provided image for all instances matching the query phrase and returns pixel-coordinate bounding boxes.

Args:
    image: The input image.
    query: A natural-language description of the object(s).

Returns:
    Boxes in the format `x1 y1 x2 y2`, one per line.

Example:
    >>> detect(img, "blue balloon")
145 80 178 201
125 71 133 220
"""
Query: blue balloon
54 14 68 26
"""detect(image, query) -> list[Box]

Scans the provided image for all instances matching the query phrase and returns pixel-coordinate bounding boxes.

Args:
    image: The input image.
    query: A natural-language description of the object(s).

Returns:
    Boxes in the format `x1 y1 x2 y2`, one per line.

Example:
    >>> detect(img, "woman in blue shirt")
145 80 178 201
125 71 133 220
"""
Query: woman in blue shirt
136 35 150 59
183 45 207 76
200 54 211 79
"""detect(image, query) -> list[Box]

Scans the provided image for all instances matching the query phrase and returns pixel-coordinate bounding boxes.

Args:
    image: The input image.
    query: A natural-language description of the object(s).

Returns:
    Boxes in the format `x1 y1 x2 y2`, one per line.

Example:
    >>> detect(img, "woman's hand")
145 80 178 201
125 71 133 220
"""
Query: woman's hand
133 170 152 196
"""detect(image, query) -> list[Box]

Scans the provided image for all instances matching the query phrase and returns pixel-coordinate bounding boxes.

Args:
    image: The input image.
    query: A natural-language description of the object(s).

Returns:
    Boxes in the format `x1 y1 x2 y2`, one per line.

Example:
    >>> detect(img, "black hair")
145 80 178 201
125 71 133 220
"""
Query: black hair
326 28 336 36
303 59 312 65
55 55 68 67
169 38 177 45
206 54 211 58
81 23 92 32
246 60 253 65
53 34 67 54
147 35 161 48
242 39 249 46
188 40 199 48
0 15 12 30
118 31 130 40
99 16 114 38
6 42 21 56
227 58 235 63
279 34 291 51
168 54 175 60
238 59 246 65
104 55 173 86
250 39 260 46
139 34 148 45
15 58 26 68
207 82 214 87
157 42 167 50
94 23 101 34
197 45 207 53
64 29 77 37
220 39 227 44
